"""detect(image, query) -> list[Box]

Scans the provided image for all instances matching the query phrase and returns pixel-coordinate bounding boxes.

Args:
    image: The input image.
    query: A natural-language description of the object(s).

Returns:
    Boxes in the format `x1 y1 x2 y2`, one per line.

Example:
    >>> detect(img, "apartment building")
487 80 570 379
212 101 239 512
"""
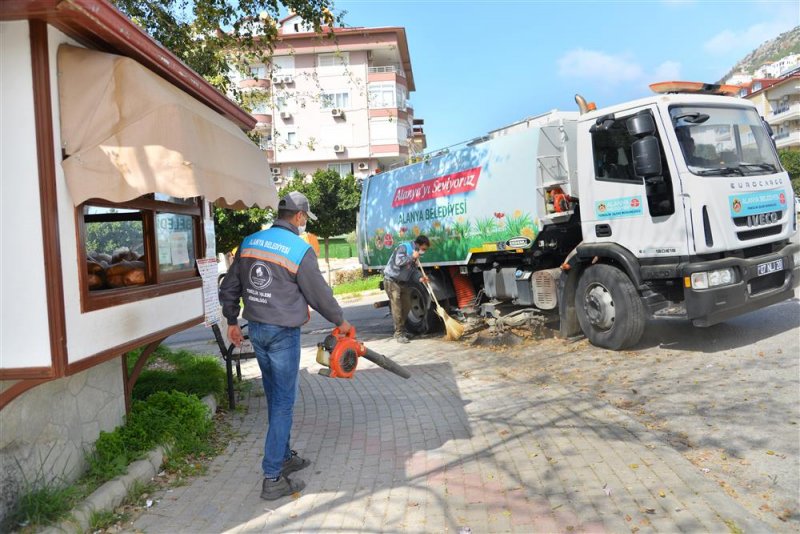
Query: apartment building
234 15 426 186
745 74 800 150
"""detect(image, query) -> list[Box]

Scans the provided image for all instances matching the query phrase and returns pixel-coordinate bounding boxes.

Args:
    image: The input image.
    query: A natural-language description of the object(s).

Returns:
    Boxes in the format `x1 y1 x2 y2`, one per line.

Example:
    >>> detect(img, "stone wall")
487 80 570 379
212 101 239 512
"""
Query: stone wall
0 357 126 525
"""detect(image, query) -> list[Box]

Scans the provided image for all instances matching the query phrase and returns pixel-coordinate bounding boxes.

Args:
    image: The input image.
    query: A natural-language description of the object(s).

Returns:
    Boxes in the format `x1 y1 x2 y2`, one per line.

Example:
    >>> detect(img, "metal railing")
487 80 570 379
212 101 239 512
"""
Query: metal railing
368 65 406 77
772 102 798 115
774 131 792 140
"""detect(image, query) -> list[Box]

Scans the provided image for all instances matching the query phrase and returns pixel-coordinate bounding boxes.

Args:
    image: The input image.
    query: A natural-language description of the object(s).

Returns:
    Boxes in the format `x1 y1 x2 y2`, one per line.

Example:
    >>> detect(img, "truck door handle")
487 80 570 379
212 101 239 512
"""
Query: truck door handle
595 224 612 237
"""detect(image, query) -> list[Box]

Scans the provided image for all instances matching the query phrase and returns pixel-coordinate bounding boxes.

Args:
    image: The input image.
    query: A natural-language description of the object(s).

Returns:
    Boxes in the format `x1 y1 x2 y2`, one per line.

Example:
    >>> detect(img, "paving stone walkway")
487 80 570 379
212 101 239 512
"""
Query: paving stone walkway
130 337 769 533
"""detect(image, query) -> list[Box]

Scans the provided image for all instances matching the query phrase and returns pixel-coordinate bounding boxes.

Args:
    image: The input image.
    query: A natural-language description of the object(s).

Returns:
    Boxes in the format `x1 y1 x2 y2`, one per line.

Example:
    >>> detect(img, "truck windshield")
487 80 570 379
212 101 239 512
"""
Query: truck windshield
670 106 780 177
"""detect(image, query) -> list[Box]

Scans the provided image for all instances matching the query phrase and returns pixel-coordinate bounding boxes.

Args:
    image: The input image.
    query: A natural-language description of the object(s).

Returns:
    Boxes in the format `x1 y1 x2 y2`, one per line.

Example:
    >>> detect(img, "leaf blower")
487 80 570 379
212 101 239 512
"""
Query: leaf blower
316 327 411 379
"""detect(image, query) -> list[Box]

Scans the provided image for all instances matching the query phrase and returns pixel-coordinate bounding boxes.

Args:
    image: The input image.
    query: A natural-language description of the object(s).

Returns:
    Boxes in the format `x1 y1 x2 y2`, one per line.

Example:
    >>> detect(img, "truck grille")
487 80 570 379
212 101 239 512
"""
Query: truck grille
737 225 782 241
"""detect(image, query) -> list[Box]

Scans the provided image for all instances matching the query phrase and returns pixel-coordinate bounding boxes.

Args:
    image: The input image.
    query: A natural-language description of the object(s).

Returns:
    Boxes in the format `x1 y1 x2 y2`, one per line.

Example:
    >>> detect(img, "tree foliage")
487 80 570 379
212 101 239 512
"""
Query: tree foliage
113 0 340 92
778 148 800 195
280 169 360 281
214 207 273 254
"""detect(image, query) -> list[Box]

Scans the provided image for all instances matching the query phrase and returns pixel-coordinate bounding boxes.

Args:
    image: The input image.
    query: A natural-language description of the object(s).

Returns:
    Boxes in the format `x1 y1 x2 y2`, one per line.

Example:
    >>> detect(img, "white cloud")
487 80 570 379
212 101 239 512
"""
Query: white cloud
704 21 796 56
557 49 682 87
653 60 682 81
557 49 643 85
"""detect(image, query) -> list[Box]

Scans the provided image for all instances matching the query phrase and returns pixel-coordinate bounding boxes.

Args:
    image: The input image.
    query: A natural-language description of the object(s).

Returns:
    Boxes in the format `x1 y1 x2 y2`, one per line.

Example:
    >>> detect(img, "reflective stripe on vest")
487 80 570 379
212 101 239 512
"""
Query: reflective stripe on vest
240 227 311 274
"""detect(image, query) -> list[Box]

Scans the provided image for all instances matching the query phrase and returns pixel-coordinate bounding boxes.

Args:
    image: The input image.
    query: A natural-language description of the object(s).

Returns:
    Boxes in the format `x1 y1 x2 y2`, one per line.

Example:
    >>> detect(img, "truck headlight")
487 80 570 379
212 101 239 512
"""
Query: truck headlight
689 268 735 289
793 251 800 267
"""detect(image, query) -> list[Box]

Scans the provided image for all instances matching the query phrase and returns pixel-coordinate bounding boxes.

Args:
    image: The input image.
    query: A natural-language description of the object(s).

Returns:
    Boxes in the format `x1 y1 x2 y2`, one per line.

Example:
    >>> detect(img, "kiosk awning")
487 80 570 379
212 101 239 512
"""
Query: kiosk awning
57 45 276 210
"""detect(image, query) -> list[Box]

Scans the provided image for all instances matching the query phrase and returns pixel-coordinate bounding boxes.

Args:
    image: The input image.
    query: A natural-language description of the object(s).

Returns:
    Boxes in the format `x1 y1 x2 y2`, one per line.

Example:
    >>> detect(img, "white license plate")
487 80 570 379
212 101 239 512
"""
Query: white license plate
756 258 783 276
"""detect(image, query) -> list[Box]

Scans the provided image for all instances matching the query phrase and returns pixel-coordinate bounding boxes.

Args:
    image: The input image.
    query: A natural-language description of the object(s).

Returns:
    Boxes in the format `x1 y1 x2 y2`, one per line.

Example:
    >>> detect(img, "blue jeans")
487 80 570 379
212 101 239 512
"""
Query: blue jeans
248 322 301 478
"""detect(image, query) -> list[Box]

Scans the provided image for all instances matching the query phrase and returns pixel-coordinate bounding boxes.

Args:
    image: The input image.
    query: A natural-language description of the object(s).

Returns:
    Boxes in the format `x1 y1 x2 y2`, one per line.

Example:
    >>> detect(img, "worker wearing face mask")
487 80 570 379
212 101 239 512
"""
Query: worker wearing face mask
219 191 353 501
383 235 431 343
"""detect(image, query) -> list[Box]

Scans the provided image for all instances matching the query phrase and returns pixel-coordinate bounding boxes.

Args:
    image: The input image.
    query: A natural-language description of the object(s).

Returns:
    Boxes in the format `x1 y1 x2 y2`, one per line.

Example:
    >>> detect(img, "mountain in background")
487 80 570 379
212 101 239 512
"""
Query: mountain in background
718 26 800 83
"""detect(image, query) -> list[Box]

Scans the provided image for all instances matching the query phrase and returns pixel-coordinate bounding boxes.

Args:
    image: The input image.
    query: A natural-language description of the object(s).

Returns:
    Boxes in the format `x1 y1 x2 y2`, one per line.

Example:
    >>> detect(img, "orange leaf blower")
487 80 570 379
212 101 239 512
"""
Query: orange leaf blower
316 327 411 379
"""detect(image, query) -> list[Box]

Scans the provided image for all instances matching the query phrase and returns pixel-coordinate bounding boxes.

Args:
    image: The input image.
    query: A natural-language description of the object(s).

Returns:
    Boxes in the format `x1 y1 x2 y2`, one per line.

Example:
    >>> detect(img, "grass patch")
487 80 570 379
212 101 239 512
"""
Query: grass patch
5 483 82 530
333 274 382 295
89 509 129 532
131 348 225 402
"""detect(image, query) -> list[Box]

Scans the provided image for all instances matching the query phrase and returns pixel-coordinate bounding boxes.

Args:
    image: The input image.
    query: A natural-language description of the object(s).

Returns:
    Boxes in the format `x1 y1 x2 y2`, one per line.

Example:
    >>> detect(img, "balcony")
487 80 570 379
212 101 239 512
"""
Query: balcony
774 129 800 149
252 113 272 129
238 78 270 91
368 65 407 86
767 102 800 125
368 65 405 77
411 126 427 151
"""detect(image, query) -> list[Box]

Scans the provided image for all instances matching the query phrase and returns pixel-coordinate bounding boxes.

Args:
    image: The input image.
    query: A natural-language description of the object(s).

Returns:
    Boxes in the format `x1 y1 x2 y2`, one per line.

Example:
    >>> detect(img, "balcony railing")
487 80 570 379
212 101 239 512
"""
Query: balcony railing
368 65 406 78
774 131 792 140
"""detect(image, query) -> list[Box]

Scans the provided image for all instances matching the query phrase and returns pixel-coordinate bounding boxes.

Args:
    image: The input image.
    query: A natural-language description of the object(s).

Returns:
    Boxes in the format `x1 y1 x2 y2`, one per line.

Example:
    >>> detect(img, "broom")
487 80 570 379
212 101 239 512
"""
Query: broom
417 260 464 341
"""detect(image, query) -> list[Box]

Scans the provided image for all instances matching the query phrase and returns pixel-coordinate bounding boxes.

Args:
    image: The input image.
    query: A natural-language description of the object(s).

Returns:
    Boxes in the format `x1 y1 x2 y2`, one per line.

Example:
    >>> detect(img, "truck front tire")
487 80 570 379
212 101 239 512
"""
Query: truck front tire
575 264 646 350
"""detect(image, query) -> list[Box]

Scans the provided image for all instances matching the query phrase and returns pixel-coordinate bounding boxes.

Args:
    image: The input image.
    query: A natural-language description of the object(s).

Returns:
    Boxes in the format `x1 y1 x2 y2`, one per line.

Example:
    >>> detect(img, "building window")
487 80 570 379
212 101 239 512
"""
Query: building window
320 92 350 110
327 162 353 177
286 132 297 145
318 52 349 69
251 101 270 114
369 82 397 109
79 195 203 310
249 64 267 79
258 132 272 150
271 55 295 74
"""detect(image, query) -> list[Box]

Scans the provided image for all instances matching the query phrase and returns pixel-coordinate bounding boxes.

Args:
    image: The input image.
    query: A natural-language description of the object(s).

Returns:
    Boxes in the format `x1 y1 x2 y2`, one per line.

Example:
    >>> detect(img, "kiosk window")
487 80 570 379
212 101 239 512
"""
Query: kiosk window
78 195 203 311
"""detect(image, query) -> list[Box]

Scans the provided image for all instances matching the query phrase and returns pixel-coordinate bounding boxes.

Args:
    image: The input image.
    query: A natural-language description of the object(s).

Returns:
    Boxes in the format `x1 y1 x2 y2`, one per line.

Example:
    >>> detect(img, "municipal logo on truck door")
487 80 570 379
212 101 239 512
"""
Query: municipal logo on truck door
594 196 644 219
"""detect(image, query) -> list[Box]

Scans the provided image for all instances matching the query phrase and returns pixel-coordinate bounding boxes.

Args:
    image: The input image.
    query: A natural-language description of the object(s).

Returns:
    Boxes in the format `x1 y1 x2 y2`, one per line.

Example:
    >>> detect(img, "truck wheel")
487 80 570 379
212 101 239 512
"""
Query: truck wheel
405 280 440 335
575 264 646 350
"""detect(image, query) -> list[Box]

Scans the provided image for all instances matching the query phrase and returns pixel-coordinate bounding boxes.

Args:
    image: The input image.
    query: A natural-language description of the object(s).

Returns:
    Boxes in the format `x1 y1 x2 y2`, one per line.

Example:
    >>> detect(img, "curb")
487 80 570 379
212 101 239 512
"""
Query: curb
42 394 217 534
337 289 384 302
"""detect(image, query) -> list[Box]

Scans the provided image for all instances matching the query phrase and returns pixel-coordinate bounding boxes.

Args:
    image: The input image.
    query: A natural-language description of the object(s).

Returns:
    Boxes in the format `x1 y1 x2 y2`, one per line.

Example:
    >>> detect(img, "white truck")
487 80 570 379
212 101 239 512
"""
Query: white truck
357 82 799 349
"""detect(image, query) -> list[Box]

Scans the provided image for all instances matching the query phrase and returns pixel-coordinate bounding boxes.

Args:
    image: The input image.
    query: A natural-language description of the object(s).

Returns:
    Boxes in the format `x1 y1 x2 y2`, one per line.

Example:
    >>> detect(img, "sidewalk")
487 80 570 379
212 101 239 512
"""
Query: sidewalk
129 336 768 533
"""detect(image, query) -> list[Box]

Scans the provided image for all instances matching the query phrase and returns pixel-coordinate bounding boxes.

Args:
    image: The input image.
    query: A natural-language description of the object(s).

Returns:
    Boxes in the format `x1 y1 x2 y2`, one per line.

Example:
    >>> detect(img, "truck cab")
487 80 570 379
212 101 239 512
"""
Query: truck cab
566 89 799 347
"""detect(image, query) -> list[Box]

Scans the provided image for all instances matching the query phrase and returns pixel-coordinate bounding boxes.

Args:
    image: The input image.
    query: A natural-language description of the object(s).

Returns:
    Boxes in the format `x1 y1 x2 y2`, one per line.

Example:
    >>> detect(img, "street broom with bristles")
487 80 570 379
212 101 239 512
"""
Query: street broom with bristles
417 260 464 341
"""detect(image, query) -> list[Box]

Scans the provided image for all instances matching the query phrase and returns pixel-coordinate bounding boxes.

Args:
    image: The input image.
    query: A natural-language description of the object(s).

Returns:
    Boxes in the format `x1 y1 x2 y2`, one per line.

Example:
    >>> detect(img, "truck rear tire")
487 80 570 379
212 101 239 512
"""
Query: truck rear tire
405 280 440 335
575 264 646 350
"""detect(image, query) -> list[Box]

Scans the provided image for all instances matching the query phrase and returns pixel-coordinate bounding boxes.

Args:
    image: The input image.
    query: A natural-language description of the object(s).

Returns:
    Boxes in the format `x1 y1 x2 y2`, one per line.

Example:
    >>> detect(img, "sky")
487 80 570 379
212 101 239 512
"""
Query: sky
333 0 800 151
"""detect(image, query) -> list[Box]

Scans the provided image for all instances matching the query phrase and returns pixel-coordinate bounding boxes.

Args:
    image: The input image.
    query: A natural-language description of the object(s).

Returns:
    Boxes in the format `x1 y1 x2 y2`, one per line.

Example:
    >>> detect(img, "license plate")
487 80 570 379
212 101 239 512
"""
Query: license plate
756 258 783 276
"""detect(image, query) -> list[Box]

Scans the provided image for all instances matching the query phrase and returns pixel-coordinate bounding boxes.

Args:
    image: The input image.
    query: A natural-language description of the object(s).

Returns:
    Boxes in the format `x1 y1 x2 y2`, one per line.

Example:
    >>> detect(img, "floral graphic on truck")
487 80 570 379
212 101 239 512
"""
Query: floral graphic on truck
366 210 540 265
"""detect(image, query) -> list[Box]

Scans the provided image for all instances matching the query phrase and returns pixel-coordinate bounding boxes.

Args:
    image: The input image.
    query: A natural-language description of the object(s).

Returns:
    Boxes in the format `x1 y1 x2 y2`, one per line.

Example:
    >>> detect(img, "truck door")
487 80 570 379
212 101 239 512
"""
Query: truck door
579 106 689 259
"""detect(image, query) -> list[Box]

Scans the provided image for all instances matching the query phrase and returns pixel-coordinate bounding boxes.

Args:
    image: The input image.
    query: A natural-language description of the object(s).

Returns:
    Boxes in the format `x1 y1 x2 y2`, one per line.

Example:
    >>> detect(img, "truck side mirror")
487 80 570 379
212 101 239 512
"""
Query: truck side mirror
631 136 662 177
626 113 656 137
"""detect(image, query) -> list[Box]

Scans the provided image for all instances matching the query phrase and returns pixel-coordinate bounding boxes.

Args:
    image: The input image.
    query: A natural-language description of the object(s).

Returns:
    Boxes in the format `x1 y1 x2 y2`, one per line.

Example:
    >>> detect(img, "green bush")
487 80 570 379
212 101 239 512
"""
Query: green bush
86 391 211 484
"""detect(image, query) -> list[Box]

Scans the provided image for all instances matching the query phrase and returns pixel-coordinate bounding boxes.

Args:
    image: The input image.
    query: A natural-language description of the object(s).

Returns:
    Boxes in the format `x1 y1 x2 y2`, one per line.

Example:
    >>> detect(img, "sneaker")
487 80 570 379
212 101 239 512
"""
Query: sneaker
261 475 306 501
394 334 410 344
282 450 310 476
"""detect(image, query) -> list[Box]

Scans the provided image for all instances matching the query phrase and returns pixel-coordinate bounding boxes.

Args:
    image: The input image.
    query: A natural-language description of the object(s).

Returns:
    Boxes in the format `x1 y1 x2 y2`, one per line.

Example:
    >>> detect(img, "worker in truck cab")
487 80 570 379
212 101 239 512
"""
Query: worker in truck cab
384 235 430 343
219 191 353 501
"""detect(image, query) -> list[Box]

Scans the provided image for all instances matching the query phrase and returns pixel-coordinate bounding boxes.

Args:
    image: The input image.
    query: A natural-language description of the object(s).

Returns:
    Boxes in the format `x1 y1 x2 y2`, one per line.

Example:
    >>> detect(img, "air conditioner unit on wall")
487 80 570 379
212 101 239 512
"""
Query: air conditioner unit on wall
331 108 345 118
272 175 282 183
271 75 283 84
357 162 369 171
270 167 282 176
282 75 294 84
280 111 292 120
333 144 345 153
